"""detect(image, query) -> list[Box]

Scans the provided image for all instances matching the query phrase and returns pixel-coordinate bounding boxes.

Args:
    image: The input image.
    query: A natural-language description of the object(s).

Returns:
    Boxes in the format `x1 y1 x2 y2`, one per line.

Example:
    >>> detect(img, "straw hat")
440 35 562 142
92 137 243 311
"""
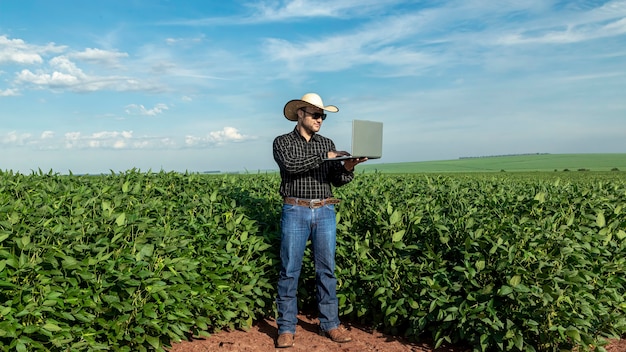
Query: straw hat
283 93 339 121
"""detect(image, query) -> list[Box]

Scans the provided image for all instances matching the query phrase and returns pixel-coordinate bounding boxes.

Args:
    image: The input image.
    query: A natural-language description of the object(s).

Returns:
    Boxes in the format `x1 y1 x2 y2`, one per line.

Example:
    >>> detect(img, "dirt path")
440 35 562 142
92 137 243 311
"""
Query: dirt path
168 314 625 352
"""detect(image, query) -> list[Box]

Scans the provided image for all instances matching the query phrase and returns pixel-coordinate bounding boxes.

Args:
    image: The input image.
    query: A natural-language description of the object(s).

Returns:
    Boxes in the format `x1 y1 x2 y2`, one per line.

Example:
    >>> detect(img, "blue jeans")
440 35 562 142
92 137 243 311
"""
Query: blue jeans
276 203 340 334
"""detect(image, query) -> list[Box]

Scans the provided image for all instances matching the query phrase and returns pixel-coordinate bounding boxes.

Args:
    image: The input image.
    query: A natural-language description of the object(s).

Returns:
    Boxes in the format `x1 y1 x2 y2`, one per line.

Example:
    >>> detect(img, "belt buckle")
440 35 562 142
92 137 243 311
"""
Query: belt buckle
309 199 323 209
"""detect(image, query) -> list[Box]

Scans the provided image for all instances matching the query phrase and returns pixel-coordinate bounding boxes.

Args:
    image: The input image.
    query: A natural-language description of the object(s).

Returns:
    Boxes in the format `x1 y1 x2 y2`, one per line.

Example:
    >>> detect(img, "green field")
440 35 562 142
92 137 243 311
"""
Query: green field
1 169 625 351
358 153 626 173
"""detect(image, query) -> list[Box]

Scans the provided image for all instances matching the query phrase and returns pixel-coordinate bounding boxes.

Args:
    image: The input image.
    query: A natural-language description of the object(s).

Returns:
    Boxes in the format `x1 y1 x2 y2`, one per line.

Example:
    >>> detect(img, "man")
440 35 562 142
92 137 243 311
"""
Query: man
272 92 367 348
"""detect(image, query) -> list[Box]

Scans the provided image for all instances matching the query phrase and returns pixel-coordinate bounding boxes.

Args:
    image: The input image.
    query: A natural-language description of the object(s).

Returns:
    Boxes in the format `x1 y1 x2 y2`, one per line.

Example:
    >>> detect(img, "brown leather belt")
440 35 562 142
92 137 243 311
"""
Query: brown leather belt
283 197 340 209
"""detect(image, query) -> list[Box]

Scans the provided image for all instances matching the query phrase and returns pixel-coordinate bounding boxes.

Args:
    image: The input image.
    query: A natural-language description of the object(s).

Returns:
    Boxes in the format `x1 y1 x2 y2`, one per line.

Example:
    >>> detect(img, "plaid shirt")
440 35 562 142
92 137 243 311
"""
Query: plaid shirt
273 128 354 199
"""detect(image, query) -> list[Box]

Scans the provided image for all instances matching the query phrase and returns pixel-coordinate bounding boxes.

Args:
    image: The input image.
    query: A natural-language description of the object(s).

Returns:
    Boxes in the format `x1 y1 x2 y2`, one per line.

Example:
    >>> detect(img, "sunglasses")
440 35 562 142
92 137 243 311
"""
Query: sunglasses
302 109 327 121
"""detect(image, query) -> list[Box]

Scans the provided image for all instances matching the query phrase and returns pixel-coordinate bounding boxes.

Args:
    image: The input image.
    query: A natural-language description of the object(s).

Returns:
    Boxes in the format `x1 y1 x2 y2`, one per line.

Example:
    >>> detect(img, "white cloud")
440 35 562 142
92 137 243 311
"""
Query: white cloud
2 36 163 93
249 0 394 20
263 12 434 74
14 55 162 93
163 0 403 25
209 126 248 143
41 131 55 139
490 0 626 45
0 35 65 65
16 67 80 87
113 139 126 149
64 130 135 149
497 17 626 45
64 131 81 142
3 127 254 152
0 88 19 96
1 131 32 145
70 48 129 67
0 50 42 65
185 127 252 147
165 36 204 46
262 0 626 77
125 103 169 116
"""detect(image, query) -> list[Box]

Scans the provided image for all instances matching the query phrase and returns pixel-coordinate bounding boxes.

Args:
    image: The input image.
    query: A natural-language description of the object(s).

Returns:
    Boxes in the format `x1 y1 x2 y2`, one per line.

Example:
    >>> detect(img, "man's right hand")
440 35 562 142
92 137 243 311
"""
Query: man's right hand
327 151 350 159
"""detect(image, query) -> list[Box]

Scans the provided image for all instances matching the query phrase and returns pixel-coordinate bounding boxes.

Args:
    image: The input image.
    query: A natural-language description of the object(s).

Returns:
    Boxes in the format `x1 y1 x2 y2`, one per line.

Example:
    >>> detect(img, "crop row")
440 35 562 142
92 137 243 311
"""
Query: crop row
0 170 625 351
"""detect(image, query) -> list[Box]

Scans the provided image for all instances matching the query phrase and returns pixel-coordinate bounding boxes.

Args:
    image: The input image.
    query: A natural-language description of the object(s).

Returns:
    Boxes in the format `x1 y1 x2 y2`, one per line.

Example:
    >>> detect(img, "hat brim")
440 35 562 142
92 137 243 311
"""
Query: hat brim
283 100 338 121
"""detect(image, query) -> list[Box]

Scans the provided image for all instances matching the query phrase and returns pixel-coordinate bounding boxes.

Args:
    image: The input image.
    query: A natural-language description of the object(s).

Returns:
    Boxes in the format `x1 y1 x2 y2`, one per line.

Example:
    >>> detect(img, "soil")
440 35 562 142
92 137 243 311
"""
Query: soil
168 313 626 352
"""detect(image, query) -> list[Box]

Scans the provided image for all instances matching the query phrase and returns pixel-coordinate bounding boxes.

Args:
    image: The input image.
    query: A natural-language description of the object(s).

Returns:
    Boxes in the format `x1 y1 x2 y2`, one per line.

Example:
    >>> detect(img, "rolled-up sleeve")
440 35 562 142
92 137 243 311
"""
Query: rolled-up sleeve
329 162 354 187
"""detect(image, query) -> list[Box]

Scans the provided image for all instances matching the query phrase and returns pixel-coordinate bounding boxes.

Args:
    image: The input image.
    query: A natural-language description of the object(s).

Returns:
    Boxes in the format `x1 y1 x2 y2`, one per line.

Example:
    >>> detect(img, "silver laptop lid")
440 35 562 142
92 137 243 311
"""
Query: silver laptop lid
351 119 383 159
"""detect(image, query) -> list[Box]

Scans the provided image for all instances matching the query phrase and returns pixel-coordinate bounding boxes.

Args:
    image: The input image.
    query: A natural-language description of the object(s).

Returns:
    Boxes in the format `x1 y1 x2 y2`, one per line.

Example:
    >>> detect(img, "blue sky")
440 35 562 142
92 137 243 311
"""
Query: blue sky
1 0 625 174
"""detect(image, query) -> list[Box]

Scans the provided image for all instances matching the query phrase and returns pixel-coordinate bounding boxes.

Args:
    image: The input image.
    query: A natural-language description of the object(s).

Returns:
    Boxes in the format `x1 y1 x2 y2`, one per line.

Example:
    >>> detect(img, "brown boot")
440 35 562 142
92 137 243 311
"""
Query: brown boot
276 333 295 348
319 326 352 343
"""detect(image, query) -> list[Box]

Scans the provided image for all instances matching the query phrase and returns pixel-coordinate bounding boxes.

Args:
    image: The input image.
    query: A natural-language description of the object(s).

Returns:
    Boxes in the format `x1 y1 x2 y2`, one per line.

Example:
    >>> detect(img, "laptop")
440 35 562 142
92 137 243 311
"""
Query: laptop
323 119 383 161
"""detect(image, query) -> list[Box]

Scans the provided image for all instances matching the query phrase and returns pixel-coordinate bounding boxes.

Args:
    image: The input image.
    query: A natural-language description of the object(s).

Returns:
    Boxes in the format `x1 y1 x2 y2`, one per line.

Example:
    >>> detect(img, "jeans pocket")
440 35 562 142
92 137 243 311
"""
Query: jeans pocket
282 204 297 214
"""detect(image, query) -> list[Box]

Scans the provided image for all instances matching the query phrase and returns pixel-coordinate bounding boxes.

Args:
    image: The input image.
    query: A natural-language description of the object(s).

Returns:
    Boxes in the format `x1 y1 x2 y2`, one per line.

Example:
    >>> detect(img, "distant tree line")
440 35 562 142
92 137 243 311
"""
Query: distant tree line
459 153 550 159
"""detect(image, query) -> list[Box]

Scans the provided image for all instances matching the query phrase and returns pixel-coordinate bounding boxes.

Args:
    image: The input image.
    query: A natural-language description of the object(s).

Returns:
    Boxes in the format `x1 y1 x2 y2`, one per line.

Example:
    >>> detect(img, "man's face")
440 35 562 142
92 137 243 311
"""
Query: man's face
298 107 326 133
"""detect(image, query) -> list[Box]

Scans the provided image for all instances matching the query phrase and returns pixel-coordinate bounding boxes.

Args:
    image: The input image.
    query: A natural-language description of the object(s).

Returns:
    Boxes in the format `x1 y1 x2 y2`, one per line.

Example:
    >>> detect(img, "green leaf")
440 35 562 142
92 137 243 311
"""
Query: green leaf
62 257 79 270
509 275 521 287
145 335 160 349
21 236 31 248
111 232 124 244
144 303 158 319
480 333 489 351
498 285 514 296
102 200 112 213
391 230 405 242
389 210 401 225
9 212 20 225
115 213 126 226
137 244 154 261
43 322 63 332
42 299 58 307
596 211 606 228
565 328 581 343
373 287 386 297
0 279 16 289
23 325 39 334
